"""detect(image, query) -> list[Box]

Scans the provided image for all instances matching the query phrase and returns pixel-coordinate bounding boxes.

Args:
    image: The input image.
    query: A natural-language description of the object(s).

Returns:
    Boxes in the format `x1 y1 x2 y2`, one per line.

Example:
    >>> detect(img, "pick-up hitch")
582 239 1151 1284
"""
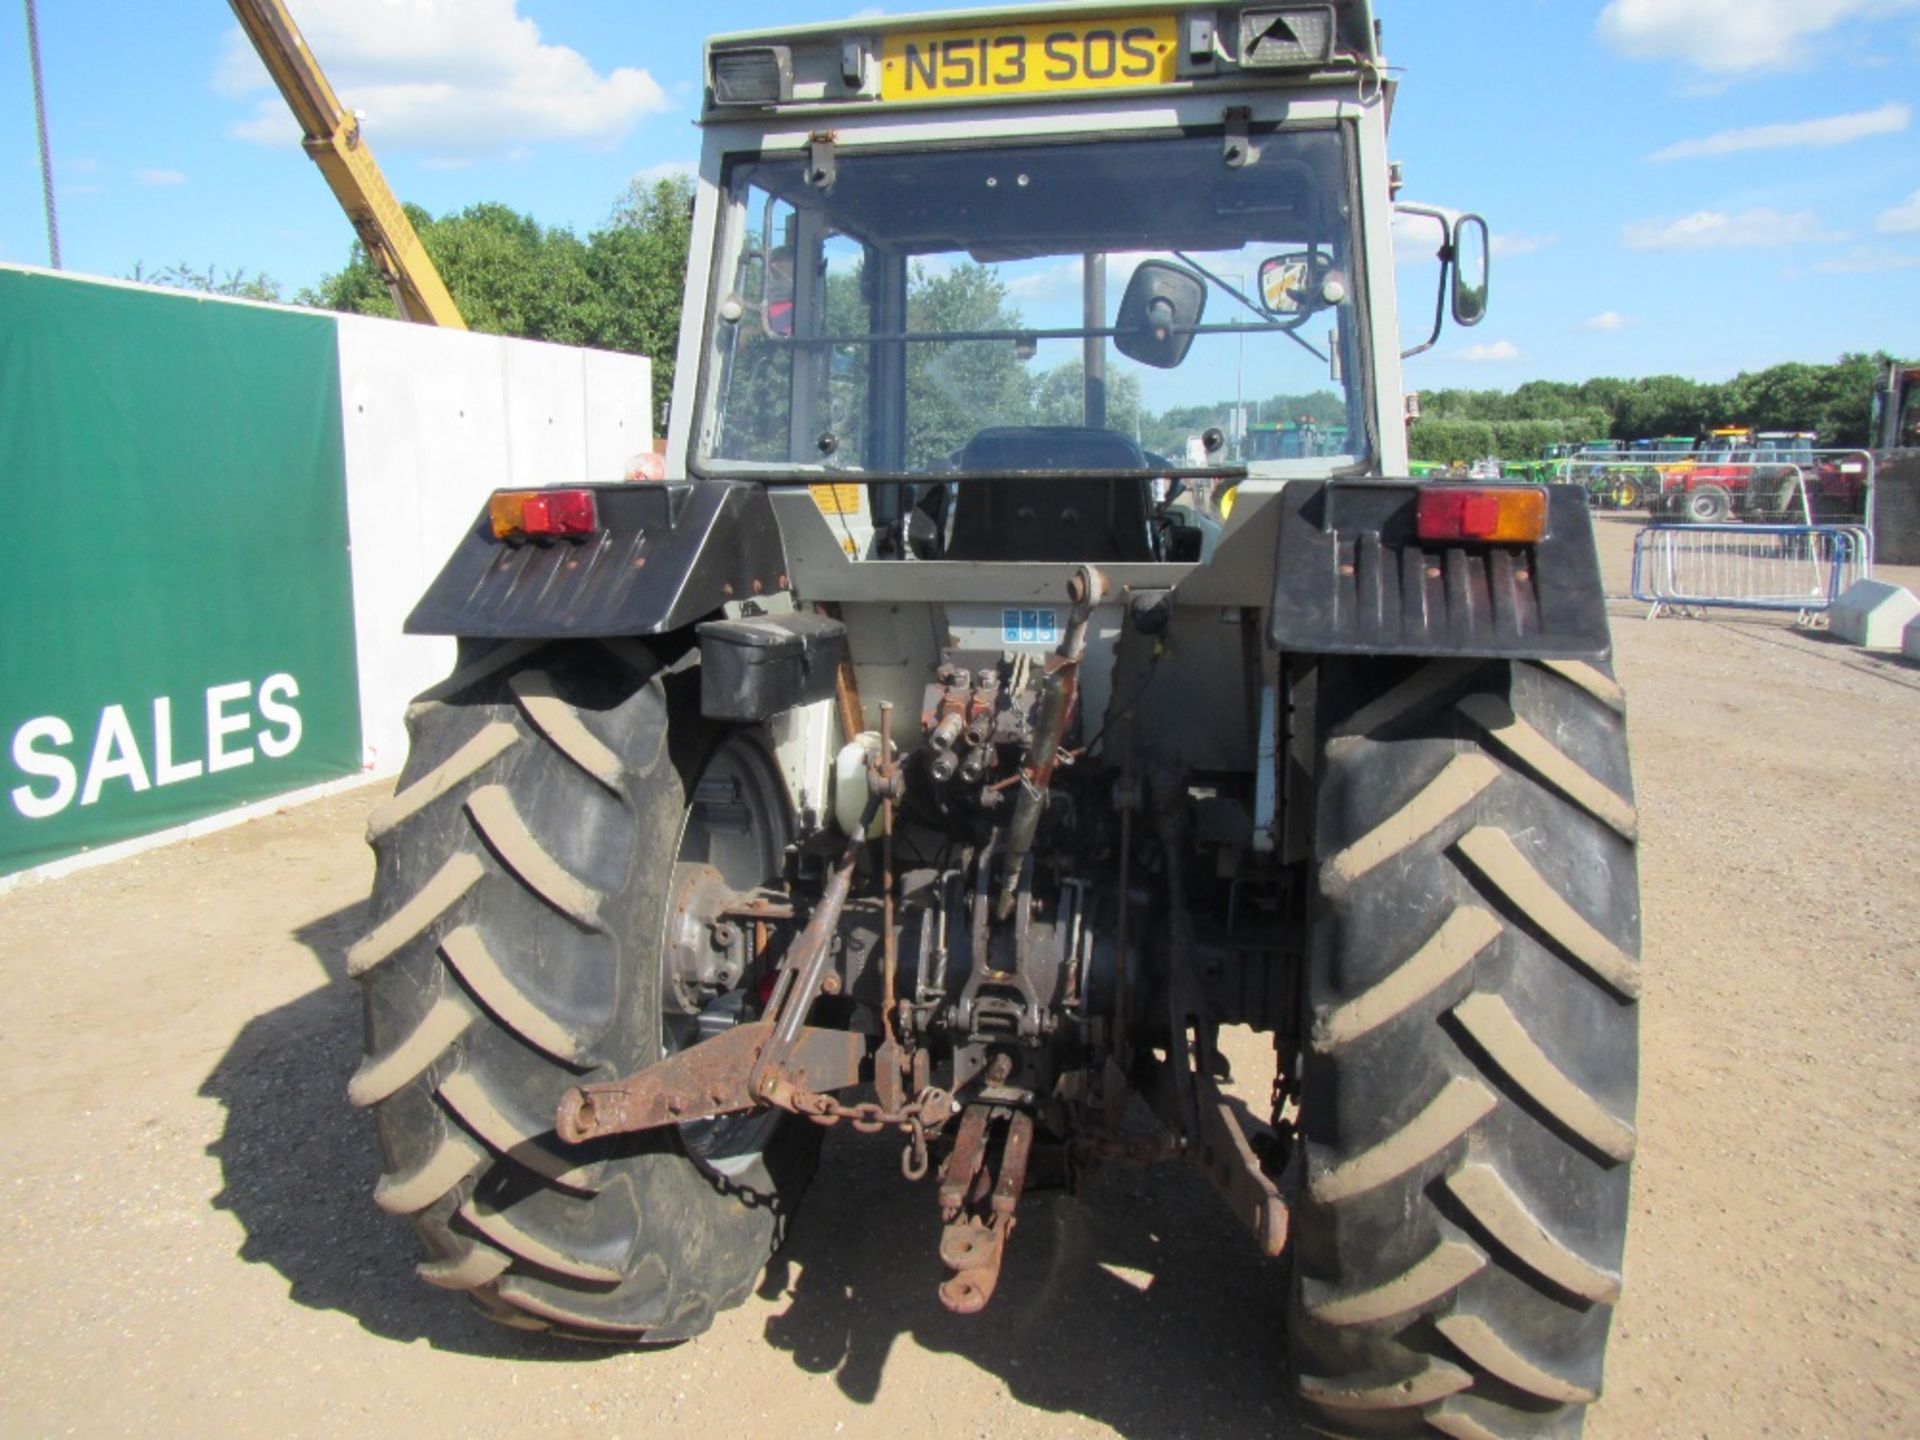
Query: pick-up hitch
557 800 879 1145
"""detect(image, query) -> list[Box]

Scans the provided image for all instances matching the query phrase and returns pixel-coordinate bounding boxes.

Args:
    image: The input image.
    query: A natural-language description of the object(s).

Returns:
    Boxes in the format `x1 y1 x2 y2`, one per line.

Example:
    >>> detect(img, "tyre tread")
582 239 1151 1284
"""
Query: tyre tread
463 784 606 929
354 645 816 1342
1291 658 1639 1439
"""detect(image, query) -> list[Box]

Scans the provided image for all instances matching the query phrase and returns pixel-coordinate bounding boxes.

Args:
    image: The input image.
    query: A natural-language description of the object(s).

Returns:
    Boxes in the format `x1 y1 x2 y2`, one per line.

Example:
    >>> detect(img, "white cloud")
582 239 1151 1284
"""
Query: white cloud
1622 209 1846 251
217 0 670 158
999 251 1167 304
1459 340 1521 363
1393 213 1449 263
1814 246 1920 273
1598 0 1920 75
1649 102 1910 161
1003 257 1084 299
1583 311 1633 332
136 168 186 187
1492 233 1556 259
1879 189 1920 233
633 160 696 186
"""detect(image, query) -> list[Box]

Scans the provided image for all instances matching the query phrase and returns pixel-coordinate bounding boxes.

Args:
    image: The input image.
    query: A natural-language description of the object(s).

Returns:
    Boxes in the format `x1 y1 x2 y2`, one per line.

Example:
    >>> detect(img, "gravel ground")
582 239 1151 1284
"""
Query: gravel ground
1 517 1915 1439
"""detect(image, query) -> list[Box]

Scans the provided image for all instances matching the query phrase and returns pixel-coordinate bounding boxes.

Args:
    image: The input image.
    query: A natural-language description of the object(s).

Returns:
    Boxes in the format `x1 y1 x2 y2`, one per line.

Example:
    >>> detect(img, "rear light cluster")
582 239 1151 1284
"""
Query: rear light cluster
489 488 599 540
1415 486 1547 545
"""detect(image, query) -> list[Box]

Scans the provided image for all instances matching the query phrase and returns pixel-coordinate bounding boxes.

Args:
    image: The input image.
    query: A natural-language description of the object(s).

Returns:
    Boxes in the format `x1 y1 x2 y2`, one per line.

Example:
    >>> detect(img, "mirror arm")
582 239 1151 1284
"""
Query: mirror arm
1174 250 1328 364
1400 255 1449 360
1395 202 1456 360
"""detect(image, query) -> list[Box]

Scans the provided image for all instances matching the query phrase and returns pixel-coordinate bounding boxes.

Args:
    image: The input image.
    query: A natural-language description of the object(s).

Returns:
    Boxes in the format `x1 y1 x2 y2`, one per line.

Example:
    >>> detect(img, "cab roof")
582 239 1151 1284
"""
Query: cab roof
702 2 1383 121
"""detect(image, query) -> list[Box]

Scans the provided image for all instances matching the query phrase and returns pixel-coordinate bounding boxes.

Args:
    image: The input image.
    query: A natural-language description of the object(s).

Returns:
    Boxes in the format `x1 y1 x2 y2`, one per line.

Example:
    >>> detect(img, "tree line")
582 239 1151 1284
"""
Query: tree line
1407 355 1891 463
135 186 1893 466
133 176 695 419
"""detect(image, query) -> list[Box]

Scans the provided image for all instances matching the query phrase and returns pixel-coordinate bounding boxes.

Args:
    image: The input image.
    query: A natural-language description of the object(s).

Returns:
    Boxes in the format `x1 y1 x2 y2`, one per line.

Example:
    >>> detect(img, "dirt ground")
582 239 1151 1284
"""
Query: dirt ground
2 517 1916 1440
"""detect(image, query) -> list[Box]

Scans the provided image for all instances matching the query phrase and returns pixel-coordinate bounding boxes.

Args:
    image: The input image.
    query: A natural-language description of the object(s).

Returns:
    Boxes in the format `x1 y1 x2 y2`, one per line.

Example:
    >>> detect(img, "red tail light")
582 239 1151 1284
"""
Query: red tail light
490 488 599 539
1416 486 1547 544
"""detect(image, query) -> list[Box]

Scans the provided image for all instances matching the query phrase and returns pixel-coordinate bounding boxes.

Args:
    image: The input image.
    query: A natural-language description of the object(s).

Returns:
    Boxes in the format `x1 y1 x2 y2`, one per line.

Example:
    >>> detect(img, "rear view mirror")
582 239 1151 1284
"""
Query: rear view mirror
1116 261 1207 369
1257 251 1347 319
1396 203 1492 357
1259 254 1314 316
1452 214 1489 327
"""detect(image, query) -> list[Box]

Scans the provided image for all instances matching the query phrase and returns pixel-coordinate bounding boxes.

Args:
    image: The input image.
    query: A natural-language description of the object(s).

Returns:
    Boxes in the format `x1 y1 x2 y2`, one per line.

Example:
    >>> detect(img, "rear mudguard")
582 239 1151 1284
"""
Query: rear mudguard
406 481 789 638
1268 480 1611 661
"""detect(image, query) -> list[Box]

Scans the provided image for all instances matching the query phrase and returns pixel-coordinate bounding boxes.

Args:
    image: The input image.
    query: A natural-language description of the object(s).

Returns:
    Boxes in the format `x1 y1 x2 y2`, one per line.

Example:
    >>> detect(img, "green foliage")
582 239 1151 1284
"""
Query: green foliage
305 201 598 342
1140 389 1344 458
302 179 1888 467
304 180 697 418
128 261 282 303
1028 361 1145 438
904 261 1031 467
1408 418 1599 464
587 176 697 416
1411 354 1890 462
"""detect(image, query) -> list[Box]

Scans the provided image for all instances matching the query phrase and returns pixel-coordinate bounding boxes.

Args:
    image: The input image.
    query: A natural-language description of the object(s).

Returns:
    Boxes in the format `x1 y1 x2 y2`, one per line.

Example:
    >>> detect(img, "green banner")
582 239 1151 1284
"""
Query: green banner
0 271 362 876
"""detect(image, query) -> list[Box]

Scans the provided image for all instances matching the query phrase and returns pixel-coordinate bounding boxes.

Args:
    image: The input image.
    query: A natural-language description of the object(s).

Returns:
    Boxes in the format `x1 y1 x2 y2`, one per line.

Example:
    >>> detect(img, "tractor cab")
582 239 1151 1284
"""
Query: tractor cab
1246 420 1349 461
1755 431 1817 466
673 1 1490 587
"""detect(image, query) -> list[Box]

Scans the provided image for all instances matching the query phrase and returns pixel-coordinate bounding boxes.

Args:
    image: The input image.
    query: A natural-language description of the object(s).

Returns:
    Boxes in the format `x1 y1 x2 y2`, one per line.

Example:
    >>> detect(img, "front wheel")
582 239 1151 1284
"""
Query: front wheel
348 640 816 1340
1290 656 1640 1439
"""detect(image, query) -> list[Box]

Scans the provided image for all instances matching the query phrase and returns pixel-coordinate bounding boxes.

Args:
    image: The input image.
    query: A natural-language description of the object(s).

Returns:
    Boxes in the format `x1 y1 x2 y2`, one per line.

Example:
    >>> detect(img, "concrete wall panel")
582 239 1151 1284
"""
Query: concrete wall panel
336 317 651 773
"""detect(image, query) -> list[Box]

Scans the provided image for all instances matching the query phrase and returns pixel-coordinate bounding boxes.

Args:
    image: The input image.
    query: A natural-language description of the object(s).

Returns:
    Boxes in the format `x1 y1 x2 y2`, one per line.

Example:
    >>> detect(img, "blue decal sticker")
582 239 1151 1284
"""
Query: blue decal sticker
1001 608 1059 645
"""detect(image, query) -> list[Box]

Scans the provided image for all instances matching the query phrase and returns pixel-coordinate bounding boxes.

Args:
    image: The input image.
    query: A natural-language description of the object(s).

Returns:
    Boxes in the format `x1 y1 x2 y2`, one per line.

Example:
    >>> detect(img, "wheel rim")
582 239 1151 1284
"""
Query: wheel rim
661 733 791 1168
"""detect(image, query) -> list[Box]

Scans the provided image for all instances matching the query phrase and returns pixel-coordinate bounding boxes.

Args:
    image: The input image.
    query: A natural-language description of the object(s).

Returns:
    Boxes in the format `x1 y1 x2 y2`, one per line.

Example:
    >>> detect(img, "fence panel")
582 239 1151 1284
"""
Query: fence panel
1630 524 1874 620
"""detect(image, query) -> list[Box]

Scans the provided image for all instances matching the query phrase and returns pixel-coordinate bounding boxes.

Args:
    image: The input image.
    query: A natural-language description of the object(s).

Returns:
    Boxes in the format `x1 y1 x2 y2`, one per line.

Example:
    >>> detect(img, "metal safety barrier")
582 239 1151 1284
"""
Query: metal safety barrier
1630 523 1875 622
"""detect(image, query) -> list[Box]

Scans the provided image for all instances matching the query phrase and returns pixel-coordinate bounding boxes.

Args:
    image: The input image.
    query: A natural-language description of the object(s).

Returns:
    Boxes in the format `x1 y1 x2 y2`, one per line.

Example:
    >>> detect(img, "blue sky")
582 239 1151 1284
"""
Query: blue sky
5 1 1919 394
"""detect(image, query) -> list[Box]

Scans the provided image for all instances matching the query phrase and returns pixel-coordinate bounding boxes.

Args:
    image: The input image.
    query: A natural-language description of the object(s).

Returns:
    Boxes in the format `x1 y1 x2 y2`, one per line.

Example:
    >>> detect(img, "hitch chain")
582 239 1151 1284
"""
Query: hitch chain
788 1084 955 1134
768 1077 956 1179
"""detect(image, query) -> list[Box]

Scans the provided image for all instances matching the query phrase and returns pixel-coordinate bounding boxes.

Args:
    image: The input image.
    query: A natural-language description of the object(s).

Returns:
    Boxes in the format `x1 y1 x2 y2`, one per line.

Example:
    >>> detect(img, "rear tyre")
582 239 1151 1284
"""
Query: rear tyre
1289 657 1640 1438
348 639 816 1341
1684 486 1731 524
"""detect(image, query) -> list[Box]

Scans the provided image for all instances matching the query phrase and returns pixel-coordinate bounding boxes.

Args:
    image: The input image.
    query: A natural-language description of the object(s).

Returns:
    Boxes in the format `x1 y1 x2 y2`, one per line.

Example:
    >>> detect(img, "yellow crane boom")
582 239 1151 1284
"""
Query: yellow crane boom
229 0 466 328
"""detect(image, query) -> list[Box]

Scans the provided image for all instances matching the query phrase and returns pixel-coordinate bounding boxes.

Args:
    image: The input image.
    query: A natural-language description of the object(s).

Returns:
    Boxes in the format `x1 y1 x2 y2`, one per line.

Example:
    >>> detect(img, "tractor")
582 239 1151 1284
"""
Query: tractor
349 5 1639 1436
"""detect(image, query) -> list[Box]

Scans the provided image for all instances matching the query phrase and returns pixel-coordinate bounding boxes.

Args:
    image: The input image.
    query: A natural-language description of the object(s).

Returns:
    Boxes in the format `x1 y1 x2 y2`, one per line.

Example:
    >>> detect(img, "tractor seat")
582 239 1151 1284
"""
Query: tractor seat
941 427 1157 563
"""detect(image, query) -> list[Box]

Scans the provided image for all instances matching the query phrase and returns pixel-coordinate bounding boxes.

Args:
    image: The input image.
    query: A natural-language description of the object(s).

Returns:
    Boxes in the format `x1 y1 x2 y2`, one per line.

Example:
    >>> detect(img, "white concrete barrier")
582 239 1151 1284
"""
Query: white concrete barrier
336 316 653 773
1831 579 1920 650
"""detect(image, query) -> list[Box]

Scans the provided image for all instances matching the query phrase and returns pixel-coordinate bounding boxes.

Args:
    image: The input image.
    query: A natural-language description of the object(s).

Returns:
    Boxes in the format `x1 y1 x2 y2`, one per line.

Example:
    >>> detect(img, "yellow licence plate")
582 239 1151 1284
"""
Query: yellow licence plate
880 17 1178 102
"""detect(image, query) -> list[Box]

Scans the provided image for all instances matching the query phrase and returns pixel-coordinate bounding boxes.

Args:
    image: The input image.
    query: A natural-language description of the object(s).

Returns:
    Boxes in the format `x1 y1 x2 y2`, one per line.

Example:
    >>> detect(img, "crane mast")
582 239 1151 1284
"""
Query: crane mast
228 0 465 328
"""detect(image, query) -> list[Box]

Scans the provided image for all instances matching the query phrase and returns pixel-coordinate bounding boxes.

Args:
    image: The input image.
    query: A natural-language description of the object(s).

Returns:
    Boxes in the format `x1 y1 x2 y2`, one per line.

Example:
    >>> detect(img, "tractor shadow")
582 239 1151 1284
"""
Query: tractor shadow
760 1131 1312 1440
196 899 592 1361
200 898 1315 1425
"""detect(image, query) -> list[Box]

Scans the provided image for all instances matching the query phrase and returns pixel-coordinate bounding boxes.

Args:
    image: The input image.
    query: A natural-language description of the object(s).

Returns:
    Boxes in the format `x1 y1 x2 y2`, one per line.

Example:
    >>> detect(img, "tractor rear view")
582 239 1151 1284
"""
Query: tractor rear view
347 5 1641 1436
